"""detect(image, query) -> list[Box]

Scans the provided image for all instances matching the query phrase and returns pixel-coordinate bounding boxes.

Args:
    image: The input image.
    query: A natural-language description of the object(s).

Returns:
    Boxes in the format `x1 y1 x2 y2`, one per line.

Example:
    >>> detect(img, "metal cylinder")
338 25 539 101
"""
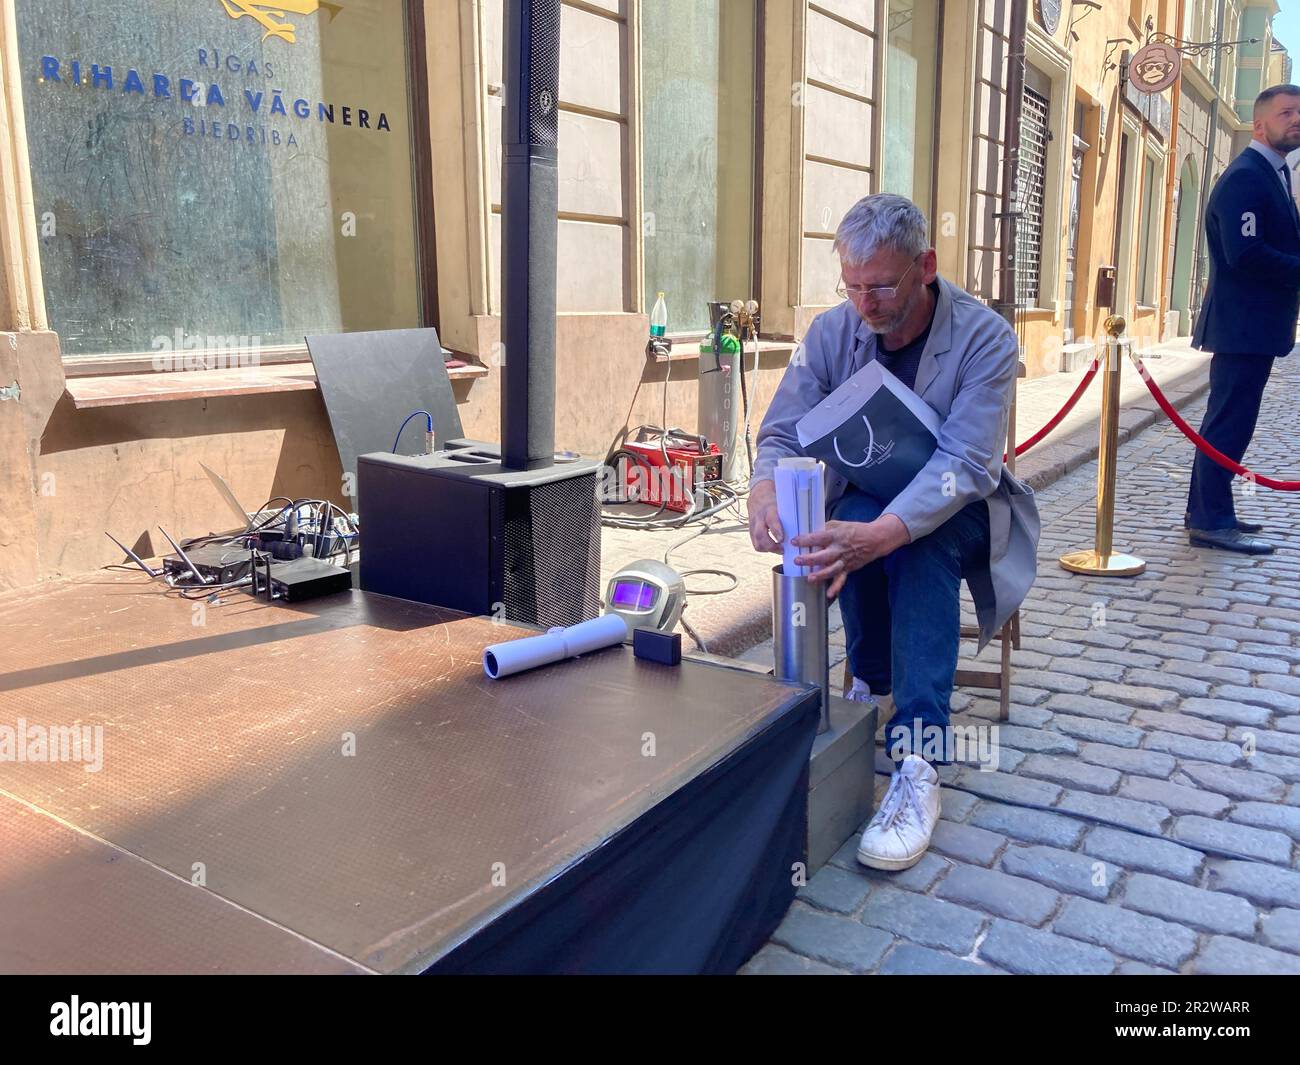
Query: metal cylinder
772 564 830 734
697 352 742 483
1094 333 1123 559
1059 318 1145 577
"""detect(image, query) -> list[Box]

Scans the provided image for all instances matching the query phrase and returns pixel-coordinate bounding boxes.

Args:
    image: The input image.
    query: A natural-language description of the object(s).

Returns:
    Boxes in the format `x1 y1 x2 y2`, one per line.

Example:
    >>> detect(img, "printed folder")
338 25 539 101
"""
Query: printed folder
795 360 941 504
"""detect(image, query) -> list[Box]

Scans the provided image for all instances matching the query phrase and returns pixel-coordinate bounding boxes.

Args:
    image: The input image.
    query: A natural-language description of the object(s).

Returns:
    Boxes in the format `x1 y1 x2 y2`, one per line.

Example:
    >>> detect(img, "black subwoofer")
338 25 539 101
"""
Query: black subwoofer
357 442 600 627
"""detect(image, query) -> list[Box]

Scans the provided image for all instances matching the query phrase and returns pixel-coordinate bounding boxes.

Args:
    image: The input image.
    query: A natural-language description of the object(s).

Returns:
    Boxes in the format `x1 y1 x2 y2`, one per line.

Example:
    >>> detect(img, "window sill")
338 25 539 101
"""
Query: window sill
65 361 488 409
648 338 796 364
62 345 313 378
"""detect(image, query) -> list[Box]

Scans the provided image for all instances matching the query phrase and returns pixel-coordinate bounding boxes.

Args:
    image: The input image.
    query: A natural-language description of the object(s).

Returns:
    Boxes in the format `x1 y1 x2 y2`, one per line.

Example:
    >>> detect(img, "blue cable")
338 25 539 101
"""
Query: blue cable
392 410 434 453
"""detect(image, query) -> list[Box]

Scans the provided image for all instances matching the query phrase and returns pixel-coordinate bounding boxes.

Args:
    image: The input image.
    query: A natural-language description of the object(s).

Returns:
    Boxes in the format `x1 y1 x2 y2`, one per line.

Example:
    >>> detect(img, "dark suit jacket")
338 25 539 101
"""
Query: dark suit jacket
1192 144 1300 357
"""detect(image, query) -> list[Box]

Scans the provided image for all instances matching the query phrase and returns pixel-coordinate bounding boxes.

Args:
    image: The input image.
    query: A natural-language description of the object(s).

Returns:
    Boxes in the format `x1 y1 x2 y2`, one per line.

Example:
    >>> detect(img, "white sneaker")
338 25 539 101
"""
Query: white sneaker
844 679 894 733
845 677 878 707
856 754 941 871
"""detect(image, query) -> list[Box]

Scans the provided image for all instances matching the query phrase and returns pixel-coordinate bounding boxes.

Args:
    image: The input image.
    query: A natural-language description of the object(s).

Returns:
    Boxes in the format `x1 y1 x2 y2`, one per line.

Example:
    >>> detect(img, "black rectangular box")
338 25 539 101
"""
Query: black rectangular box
357 442 601 628
633 627 682 666
251 557 352 602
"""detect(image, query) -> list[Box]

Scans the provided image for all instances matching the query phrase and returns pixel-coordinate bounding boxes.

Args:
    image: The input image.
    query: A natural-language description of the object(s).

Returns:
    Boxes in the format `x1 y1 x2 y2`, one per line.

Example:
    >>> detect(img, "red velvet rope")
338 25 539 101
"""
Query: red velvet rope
1004 355 1102 462
1129 350 1300 491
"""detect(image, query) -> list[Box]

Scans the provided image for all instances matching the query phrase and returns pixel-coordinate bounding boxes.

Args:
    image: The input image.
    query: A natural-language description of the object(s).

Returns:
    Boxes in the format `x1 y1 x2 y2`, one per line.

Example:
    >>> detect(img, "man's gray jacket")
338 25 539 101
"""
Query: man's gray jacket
751 276 1040 649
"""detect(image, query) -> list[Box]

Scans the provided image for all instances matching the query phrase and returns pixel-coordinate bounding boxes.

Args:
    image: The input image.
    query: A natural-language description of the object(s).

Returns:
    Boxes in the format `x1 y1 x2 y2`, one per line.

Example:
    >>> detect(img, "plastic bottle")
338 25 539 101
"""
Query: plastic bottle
650 292 668 338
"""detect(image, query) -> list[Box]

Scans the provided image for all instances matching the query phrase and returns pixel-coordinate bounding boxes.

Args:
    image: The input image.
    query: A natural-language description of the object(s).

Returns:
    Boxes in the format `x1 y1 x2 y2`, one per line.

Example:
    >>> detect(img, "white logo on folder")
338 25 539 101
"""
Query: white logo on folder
832 416 896 470
795 360 941 501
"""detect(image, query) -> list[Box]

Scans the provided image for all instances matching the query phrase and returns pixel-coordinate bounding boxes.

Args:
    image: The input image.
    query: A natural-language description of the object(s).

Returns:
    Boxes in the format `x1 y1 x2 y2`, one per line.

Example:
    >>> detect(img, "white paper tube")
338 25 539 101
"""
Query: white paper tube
483 613 629 679
775 457 825 576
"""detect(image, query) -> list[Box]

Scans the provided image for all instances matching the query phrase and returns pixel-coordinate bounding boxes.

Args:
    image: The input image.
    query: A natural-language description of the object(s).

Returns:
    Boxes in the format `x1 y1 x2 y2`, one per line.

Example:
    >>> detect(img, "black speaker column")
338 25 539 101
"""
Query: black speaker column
501 0 561 472
358 0 602 627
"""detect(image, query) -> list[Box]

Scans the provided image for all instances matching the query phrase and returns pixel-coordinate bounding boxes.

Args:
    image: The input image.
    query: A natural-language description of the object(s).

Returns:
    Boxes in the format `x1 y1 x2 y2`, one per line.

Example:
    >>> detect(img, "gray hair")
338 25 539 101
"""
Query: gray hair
832 193 929 266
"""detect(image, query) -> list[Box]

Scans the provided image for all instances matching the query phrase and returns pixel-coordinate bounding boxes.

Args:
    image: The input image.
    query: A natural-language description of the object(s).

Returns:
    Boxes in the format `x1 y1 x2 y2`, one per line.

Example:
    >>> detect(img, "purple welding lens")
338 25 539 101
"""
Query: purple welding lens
636 584 657 609
611 580 646 609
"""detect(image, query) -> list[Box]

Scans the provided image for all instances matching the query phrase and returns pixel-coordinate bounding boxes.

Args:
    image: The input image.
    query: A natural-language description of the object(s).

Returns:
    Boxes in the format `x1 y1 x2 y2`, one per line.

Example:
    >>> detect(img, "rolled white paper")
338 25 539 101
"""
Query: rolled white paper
775 457 825 577
483 612 629 679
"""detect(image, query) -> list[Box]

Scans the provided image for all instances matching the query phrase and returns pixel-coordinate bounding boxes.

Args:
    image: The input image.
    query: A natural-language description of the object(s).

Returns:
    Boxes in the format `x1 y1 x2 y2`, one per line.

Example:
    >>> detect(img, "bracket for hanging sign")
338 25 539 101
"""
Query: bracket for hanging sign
1124 31 1262 98
1146 30 1262 61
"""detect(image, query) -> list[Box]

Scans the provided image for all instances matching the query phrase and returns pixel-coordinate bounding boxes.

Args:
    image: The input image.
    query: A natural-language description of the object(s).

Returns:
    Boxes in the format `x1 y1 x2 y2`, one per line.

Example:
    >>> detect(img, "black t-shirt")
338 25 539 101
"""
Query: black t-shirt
877 281 940 392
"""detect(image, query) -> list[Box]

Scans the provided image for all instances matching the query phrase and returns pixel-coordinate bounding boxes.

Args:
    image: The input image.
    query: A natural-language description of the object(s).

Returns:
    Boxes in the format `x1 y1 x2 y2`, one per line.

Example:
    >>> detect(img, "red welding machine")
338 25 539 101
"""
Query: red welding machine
621 428 723 513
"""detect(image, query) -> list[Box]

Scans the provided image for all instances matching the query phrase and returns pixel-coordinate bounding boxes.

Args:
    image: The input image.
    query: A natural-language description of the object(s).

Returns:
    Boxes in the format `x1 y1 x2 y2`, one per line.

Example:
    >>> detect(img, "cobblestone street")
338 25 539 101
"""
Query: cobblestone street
742 353 1300 976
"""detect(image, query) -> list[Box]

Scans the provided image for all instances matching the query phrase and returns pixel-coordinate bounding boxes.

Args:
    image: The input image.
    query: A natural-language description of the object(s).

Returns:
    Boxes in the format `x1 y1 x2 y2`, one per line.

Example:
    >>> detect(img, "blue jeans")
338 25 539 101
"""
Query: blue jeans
831 489 991 766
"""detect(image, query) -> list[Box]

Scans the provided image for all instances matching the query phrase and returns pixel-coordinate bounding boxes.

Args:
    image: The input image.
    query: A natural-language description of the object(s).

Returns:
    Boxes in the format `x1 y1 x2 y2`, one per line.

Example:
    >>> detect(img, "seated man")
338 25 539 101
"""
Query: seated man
748 193 1040 871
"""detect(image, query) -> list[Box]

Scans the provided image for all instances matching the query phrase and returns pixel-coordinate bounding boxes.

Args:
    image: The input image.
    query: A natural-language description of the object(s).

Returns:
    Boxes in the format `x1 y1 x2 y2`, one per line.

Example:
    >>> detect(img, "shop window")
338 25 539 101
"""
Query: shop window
1017 78 1052 308
15 0 422 358
640 0 755 333
881 0 940 219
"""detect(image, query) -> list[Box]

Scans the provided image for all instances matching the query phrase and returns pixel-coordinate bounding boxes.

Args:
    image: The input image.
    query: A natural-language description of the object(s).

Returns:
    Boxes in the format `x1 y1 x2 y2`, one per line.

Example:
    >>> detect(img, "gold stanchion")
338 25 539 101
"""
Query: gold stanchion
1060 315 1146 577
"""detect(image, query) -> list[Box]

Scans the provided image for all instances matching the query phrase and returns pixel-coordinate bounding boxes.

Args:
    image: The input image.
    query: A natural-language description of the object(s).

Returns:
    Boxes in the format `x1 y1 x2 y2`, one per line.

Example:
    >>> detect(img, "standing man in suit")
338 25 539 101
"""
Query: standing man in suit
1187 84 1300 554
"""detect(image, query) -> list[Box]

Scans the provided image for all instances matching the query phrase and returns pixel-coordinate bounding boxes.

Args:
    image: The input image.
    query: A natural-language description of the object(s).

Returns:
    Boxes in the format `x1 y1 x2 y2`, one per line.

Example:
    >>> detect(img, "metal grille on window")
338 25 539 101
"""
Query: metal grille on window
1016 85 1050 308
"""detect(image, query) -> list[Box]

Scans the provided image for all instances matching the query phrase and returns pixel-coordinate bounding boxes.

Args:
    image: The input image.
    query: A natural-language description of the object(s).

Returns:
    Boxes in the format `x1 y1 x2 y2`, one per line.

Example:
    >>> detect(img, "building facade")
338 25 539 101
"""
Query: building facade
1165 1 1285 337
982 0 1181 374
0 0 1283 588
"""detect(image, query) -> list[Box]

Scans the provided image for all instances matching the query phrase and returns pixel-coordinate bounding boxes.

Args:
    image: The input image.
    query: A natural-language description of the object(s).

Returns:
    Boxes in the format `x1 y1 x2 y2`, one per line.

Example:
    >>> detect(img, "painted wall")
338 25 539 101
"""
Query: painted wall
799 0 878 313
0 326 346 590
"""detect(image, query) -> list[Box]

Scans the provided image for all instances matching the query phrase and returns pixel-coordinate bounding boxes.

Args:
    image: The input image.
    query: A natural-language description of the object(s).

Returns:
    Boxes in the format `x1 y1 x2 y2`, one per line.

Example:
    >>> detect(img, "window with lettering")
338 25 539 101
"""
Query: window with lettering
15 0 421 357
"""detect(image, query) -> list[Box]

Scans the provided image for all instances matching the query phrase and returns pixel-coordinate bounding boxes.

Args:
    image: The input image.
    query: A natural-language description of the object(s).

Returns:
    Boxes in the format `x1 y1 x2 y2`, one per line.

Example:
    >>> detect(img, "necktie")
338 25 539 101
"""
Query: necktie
1281 164 1300 231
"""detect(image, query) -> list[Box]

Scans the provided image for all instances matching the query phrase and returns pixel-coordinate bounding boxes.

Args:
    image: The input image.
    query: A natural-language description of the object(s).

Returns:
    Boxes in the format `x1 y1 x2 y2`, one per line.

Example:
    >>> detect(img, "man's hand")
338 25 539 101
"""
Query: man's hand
791 514 911 599
747 479 785 553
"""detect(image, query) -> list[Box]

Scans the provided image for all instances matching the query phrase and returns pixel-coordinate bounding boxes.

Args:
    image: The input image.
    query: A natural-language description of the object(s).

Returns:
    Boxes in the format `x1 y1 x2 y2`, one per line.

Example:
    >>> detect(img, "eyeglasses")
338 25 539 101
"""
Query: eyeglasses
836 255 922 303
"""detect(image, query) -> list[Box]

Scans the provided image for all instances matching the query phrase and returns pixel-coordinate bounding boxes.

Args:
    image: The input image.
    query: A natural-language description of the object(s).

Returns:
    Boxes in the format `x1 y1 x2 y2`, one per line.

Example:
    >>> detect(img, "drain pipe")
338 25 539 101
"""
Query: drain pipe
1190 0 1227 322
996 0 1030 333
1159 0 1186 337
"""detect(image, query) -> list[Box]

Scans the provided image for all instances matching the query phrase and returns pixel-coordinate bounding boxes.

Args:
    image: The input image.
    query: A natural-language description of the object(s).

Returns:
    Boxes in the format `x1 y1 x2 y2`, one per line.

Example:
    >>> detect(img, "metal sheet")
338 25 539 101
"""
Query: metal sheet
306 327 463 502
0 575 808 973
0 795 367 975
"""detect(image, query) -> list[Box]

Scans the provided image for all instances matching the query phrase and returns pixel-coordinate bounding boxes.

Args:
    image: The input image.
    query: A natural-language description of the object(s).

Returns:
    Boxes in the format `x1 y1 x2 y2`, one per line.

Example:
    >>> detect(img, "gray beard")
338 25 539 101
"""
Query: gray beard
867 288 922 336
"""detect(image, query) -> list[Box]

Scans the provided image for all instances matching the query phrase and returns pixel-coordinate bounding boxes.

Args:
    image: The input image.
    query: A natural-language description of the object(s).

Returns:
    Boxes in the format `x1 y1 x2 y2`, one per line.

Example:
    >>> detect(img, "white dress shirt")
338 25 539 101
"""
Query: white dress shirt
1249 138 1293 192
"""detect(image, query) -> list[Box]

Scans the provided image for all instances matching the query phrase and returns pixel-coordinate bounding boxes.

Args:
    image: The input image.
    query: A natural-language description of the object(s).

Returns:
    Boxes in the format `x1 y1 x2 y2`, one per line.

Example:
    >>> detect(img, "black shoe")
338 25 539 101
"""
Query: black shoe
1183 514 1265 534
1187 527 1276 555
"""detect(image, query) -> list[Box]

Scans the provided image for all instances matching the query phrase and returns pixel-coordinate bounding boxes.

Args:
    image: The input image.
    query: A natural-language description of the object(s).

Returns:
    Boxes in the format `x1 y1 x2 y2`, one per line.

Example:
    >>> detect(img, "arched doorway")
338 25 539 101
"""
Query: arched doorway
1170 156 1199 335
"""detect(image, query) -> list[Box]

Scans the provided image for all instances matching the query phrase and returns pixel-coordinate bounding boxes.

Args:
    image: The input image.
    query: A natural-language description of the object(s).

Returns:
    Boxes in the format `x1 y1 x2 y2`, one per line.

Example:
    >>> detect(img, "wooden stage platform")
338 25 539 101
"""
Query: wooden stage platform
0 574 815 973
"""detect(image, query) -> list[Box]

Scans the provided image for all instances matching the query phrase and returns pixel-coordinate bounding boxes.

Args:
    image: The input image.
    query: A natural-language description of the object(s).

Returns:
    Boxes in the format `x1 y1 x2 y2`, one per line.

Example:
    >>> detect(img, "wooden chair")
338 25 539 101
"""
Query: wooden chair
840 362 1025 722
